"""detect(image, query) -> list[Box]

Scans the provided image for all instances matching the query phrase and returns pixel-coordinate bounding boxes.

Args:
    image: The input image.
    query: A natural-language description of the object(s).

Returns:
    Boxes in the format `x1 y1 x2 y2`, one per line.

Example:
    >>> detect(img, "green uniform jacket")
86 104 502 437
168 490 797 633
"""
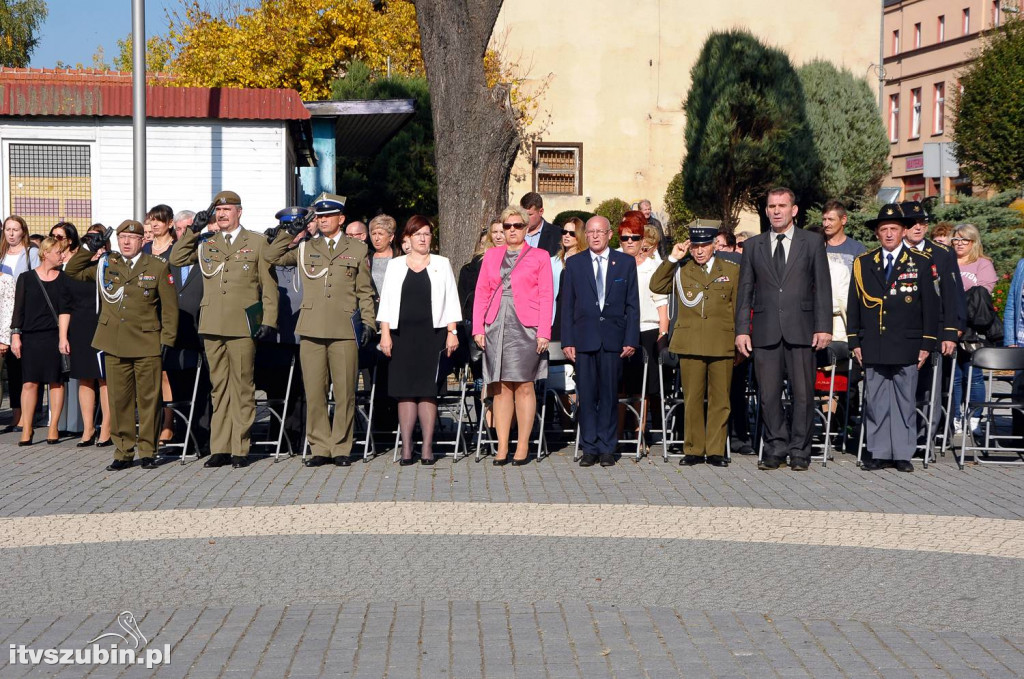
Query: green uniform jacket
65 247 178 358
650 256 740 358
263 232 376 340
169 228 278 337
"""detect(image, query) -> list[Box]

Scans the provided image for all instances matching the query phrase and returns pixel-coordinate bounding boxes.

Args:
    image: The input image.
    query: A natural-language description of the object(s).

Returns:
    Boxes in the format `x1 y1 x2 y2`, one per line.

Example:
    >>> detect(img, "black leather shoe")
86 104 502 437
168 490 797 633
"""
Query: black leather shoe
95 439 113 448
789 458 810 471
399 457 417 466
579 453 598 467
106 459 131 471
1 424 17 434
17 439 33 447
77 435 96 448
861 458 884 471
140 458 158 470
599 453 616 467
758 456 781 470
204 453 230 468
681 455 704 466
420 457 436 466
230 455 249 469
46 438 59 445
304 455 331 468
511 457 529 466
334 456 353 466
894 460 914 473
492 456 510 466
706 456 728 467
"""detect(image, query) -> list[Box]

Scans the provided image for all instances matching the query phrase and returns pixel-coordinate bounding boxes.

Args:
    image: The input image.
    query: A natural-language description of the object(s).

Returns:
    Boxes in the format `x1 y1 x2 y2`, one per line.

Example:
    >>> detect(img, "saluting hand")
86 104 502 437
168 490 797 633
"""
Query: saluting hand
671 242 687 260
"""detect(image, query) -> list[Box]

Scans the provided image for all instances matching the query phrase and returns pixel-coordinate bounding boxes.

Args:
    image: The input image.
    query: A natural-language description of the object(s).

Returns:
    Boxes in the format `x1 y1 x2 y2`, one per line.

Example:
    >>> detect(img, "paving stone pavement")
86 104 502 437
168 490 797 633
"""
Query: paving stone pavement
1 433 1023 677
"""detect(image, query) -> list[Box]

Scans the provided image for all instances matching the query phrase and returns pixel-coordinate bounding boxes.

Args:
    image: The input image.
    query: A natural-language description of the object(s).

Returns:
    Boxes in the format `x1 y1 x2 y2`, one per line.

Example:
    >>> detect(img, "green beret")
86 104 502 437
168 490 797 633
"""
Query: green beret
116 220 144 236
213 190 241 206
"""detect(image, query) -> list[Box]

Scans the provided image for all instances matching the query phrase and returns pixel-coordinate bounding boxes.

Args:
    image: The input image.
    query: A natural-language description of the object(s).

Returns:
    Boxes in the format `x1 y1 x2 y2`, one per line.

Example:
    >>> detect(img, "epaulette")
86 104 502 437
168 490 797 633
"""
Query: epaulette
720 258 740 267
928 239 951 252
860 247 881 264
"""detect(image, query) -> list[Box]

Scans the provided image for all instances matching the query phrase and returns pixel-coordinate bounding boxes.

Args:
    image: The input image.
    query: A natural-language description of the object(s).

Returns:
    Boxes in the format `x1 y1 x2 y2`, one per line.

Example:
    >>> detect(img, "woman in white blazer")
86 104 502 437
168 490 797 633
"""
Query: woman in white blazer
377 215 461 465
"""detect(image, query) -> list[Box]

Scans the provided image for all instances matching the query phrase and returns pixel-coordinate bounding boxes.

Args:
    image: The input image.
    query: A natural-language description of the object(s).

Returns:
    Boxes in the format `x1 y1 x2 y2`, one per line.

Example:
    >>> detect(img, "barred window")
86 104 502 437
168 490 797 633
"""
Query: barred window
8 143 92 235
533 143 583 196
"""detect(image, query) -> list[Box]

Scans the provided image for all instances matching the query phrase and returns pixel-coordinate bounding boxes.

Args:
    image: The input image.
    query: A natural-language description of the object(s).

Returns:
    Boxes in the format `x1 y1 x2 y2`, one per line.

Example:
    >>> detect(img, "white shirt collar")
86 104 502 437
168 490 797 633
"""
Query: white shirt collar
591 248 608 262
883 242 904 260
705 255 716 273
127 252 142 268
772 224 795 240
904 238 925 251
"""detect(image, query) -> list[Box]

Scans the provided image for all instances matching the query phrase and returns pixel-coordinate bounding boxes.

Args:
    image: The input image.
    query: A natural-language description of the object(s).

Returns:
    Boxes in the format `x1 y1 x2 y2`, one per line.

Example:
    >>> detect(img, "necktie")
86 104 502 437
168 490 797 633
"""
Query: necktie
774 233 786 279
180 264 191 282
224 232 233 247
328 238 335 256
595 255 605 310
885 253 894 282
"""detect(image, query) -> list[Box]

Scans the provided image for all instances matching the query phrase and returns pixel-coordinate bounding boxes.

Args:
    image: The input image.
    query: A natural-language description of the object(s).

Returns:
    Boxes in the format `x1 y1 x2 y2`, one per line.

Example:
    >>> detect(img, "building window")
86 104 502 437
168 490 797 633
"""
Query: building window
963 7 971 34
992 0 1000 26
910 88 922 139
914 22 922 48
889 94 900 143
938 15 945 41
892 29 901 55
933 83 945 134
7 143 92 235
533 143 583 195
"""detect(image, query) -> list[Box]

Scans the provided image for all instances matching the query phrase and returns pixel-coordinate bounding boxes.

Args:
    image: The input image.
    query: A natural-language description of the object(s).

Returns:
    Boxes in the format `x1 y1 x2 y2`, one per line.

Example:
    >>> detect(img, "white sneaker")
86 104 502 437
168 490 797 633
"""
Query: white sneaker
953 419 963 434
970 417 981 436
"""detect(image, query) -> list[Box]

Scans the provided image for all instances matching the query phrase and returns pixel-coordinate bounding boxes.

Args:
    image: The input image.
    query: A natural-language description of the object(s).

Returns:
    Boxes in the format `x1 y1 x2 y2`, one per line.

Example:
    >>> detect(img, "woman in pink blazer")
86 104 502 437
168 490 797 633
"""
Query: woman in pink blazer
472 206 554 465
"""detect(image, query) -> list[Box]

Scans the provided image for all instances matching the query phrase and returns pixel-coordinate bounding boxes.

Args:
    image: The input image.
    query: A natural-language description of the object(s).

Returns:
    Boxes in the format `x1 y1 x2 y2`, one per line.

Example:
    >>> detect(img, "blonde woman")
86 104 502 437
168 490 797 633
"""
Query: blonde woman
1 215 40 433
10 237 72 445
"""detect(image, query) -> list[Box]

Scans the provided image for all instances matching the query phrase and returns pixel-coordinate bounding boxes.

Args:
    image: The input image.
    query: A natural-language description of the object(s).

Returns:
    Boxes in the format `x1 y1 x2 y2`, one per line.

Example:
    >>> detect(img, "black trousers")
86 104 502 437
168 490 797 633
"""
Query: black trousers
753 341 816 462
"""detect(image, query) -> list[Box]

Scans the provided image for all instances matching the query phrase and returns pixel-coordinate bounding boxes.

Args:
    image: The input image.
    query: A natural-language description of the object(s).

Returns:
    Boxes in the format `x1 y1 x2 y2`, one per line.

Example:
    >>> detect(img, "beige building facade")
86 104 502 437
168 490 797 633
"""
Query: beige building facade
882 0 1022 201
494 0 881 230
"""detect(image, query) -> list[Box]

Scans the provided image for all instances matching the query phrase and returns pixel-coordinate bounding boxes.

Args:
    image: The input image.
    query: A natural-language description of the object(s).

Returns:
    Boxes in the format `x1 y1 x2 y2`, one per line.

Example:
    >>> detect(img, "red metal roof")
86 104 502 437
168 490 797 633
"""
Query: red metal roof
0 68 310 121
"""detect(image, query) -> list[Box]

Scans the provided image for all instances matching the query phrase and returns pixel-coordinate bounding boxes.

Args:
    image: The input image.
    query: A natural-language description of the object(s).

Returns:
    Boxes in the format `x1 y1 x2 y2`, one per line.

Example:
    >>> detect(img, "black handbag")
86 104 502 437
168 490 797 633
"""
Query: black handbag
33 271 71 377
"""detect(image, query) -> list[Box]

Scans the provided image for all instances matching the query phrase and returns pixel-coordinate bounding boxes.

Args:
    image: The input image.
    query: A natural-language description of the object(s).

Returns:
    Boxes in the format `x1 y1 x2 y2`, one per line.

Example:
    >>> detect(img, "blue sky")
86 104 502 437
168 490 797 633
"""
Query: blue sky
29 0 258 69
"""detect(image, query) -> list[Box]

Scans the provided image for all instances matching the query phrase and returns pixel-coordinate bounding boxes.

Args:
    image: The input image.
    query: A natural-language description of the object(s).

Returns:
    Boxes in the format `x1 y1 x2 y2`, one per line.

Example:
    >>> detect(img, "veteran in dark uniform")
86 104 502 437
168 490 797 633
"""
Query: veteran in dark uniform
264 193 377 467
649 227 740 466
66 220 179 471
848 204 940 472
169 190 279 469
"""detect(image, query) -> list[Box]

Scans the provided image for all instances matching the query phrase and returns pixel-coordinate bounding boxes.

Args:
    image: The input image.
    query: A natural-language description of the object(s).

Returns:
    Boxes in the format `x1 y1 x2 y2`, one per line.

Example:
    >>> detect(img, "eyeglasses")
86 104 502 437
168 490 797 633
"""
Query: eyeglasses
502 222 526 230
620 235 642 242
51 234 66 240
561 229 576 236
951 237 973 244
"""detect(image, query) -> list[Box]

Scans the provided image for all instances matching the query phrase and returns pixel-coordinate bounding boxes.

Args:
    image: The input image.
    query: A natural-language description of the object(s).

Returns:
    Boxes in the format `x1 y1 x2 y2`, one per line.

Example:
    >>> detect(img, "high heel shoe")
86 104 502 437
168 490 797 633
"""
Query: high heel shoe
18 438 33 447
420 457 436 466
492 456 510 466
46 438 59 445
77 433 97 448
511 457 530 466
95 438 113 448
399 457 417 466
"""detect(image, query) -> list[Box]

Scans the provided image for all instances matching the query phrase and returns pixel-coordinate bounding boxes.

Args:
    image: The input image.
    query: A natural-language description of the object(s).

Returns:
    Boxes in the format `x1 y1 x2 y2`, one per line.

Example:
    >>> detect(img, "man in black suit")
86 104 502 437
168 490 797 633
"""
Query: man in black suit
848 205 939 471
520 192 561 257
735 187 833 471
166 210 211 452
562 216 640 467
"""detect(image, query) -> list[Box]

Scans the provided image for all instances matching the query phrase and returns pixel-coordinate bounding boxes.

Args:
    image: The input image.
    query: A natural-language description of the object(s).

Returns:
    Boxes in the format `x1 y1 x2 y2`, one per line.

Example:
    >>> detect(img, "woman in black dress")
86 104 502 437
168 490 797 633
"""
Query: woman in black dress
10 237 72 445
62 223 112 447
377 216 461 465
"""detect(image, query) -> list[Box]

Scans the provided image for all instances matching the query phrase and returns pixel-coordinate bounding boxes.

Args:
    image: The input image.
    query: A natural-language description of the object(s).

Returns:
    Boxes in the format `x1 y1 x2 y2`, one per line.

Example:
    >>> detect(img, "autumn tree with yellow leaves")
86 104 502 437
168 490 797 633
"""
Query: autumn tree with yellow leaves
168 0 423 100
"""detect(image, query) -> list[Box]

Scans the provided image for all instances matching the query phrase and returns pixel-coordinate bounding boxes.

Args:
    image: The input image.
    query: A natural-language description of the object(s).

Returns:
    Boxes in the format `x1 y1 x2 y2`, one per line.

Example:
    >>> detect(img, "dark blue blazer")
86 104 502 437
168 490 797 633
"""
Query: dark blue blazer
561 248 640 352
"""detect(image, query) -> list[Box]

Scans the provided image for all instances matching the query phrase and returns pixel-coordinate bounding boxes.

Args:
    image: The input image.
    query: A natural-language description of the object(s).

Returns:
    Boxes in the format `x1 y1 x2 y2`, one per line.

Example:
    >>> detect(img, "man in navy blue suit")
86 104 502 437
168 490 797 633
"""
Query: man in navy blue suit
562 216 640 467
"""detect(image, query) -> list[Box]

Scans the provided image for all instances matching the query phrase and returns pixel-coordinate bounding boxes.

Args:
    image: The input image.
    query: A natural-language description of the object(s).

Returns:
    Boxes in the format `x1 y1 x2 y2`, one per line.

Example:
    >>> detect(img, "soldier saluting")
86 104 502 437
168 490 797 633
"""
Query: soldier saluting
169 190 278 469
649 226 740 467
264 193 377 467
66 220 178 471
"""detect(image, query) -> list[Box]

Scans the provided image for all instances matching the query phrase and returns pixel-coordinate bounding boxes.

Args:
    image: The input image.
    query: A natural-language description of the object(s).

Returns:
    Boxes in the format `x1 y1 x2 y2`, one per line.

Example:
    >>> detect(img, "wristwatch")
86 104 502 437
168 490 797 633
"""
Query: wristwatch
449 328 458 336
9 328 20 335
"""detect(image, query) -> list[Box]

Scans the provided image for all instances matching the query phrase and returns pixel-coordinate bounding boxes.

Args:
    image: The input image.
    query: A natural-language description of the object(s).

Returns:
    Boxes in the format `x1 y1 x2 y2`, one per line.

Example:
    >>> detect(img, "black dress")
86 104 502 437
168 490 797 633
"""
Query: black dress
65 272 103 380
388 269 445 398
12 270 73 384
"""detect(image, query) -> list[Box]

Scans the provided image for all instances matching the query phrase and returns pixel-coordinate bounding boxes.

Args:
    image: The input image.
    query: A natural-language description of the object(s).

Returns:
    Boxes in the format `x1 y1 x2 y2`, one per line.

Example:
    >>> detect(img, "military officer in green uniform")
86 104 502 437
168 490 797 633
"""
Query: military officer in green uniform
264 193 377 467
66 220 178 471
169 190 279 469
649 227 740 466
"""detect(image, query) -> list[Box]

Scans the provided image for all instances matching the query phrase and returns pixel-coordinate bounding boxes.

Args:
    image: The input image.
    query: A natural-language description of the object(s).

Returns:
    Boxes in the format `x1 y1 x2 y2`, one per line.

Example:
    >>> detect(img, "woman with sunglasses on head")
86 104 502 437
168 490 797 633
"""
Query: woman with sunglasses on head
617 212 668 450
951 224 998 435
377 216 461 465
1 216 40 434
472 206 553 465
